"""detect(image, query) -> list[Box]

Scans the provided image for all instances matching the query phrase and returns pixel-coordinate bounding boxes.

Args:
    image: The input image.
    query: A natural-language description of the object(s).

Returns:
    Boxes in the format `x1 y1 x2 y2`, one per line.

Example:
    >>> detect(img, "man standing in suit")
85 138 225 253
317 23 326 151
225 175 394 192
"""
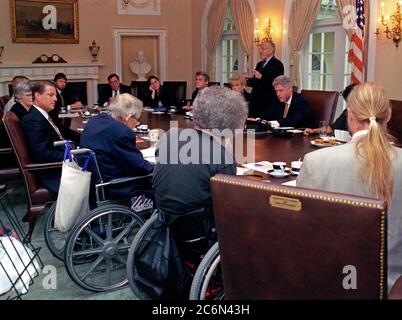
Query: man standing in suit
247 40 284 119
99 73 132 107
268 75 314 128
22 81 65 197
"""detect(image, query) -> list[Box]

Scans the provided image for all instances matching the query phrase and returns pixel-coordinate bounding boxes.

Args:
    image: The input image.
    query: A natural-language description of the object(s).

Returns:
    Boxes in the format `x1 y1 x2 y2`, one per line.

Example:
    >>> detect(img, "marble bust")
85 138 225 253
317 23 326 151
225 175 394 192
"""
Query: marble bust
129 50 151 81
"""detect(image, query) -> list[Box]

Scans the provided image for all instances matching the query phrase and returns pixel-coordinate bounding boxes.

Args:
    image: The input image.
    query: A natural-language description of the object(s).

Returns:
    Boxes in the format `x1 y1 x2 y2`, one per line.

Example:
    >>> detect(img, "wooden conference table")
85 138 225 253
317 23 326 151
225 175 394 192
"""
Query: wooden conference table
71 110 325 182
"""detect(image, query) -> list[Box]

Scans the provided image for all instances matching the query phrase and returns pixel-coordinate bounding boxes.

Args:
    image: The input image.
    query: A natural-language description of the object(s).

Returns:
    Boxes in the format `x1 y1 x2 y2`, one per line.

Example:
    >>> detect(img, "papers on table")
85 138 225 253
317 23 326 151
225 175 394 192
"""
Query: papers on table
236 167 254 176
141 147 156 164
281 180 297 187
286 129 303 134
242 161 273 174
58 113 80 118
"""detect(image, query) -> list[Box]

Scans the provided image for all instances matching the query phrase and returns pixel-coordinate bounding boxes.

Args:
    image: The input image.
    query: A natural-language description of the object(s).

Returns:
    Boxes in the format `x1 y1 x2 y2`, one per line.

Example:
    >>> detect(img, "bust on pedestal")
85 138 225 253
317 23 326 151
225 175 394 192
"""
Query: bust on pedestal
129 50 151 81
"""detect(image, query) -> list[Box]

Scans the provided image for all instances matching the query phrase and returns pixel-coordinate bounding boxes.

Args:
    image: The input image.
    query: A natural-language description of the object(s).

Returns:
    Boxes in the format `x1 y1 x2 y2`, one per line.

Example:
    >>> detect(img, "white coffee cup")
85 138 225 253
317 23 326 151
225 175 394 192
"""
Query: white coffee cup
272 161 287 175
334 129 351 142
149 129 160 141
139 124 148 131
291 160 303 173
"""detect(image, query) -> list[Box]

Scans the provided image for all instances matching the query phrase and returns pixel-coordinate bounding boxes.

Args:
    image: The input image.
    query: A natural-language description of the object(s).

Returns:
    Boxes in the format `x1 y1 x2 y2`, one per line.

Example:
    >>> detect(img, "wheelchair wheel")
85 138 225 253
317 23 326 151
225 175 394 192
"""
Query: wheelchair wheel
126 212 158 300
44 202 68 261
189 242 224 300
64 204 144 292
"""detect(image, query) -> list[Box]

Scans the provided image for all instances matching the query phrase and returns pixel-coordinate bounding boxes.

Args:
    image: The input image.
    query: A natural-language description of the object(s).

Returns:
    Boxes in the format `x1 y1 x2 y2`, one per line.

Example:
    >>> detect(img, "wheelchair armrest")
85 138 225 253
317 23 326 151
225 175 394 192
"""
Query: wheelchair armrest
54 140 75 149
70 148 94 156
25 162 62 171
95 173 153 188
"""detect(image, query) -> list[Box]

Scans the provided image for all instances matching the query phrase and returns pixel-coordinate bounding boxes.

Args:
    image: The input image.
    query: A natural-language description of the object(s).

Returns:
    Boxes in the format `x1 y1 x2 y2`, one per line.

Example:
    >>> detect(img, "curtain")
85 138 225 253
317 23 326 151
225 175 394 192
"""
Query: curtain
289 0 321 89
207 0 228 78
336 0 355 40
229 0 254 71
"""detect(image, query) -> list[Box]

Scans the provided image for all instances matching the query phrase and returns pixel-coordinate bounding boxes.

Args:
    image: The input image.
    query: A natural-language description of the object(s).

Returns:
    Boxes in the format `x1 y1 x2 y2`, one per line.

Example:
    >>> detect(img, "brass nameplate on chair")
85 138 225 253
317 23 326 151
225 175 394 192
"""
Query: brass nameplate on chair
269 195 302 212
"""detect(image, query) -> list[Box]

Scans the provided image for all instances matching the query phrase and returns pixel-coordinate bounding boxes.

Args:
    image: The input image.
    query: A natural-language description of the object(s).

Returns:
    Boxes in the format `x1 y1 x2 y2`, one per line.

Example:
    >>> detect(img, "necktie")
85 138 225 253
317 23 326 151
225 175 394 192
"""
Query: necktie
283 102 290 118
114 90 118 97
59 92 65 107
262 59 269 68
48 117 64 140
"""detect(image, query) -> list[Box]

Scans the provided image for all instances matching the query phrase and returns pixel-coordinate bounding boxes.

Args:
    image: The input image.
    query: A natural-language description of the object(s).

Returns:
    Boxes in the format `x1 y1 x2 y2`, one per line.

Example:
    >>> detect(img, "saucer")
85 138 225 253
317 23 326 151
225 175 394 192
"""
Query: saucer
291 171 300 176
267 168 292 178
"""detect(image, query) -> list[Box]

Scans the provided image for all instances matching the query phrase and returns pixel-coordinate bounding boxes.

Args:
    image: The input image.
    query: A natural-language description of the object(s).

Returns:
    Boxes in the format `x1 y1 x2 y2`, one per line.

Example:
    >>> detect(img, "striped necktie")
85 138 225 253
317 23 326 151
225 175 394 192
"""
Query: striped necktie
48 117 64 140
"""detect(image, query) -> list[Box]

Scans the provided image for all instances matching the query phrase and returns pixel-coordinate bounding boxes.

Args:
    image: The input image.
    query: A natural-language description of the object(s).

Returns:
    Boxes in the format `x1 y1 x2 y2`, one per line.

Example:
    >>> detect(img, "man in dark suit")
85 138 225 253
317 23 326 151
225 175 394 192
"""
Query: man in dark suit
22 81 65 197
49 72 82 145
247 40 284 119
268 75 314 128
98 73 132 107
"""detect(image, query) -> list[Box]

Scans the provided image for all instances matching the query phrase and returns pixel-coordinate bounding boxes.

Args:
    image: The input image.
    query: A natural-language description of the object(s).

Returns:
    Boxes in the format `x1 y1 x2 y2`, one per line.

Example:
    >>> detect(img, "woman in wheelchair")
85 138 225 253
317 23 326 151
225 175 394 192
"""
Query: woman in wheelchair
153 86 248 266
80 94 154 206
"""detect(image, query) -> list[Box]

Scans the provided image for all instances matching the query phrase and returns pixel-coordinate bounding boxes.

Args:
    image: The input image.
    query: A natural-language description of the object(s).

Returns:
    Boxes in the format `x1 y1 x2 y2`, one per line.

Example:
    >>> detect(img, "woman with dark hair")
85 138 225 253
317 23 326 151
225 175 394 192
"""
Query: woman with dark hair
143 75 168 110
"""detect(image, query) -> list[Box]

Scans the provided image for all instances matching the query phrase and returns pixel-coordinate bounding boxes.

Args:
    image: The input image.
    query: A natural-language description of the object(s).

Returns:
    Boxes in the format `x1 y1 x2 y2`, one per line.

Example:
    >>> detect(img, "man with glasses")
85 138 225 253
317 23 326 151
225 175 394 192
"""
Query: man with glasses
99 73 132 107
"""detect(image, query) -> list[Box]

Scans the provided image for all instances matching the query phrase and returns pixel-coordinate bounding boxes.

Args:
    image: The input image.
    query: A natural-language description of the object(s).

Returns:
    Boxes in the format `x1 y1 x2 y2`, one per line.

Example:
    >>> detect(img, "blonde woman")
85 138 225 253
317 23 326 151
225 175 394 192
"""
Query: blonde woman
297 83 402 291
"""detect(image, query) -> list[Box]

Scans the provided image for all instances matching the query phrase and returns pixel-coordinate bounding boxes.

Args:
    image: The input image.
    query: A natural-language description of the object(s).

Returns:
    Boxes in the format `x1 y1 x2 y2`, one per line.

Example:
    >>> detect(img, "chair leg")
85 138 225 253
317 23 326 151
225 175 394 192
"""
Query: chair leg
23 211 39 243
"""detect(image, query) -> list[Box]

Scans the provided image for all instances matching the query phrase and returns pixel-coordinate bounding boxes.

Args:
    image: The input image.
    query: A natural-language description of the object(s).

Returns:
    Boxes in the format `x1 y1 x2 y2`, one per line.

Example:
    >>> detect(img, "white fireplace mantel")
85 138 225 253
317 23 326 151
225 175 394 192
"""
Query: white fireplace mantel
0 63 104 105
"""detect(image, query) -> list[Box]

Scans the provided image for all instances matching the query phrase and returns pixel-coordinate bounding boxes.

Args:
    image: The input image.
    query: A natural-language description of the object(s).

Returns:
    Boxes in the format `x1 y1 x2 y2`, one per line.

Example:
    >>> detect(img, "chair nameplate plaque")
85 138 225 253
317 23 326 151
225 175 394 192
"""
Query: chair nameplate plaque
269 195 302 212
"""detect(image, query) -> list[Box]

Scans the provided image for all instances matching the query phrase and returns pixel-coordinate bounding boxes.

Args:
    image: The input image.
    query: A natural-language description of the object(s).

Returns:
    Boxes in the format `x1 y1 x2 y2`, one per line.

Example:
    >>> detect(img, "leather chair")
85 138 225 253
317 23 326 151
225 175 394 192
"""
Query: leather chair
130 81 148 102
0 95 21 183
2 112 61 241
211 174 387 299
162 81 187 107
300 89 339 128
389 99 402 145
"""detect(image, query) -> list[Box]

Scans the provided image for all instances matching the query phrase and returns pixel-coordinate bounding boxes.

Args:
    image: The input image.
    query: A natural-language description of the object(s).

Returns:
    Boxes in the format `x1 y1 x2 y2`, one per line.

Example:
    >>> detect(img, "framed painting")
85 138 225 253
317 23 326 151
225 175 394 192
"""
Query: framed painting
10 0 79 43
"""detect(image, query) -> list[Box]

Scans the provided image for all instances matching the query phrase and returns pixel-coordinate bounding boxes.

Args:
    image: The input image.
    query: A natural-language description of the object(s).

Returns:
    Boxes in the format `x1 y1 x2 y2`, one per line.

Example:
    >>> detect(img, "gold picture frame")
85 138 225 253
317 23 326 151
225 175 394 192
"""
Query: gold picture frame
10 0 79 44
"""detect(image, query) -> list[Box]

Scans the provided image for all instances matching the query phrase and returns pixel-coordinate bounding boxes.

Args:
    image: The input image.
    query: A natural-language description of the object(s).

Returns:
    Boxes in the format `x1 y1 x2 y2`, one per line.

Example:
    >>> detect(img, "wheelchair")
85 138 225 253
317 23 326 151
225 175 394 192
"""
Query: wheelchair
43 145 154 292
189 242 224 300
126 208 224 300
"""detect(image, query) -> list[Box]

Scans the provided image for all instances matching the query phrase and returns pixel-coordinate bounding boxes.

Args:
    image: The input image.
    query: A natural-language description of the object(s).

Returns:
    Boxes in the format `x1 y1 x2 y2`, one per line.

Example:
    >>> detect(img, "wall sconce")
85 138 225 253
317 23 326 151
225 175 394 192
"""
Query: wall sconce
0 46 4 64
254 18 273 46
122 0 129 5
375 1 402 48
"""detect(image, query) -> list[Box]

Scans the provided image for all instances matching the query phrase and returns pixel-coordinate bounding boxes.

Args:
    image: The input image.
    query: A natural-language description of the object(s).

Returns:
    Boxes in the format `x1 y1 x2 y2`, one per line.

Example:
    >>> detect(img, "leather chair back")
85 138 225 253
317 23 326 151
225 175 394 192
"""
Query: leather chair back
300 90 339 128
389 99 402 145
3 112 51 205
211 174 387 299
163 81 187 107
130 81 148 102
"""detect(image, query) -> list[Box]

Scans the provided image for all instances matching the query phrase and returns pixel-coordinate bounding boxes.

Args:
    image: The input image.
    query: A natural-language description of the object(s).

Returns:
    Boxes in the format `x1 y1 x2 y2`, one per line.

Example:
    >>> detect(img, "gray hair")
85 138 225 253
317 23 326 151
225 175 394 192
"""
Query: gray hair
261 40 276 53
109 93 143 121
273 75 292 89
193 86 248 131
14 81 32 102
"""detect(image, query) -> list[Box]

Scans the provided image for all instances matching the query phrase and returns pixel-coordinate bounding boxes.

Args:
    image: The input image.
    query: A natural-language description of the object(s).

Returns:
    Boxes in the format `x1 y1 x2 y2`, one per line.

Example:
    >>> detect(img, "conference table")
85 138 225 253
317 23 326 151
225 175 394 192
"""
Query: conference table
70 110 330 183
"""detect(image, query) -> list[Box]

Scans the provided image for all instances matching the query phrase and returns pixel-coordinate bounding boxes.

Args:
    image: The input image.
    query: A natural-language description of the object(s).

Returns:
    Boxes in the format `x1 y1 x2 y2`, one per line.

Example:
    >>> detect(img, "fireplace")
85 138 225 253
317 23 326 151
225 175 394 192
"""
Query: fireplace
0 63 102 106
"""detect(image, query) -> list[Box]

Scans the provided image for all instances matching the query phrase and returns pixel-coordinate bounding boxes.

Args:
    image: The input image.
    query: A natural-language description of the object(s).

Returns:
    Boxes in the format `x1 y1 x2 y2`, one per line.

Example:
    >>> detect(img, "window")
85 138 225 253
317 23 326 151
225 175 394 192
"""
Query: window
301 0 352 114
215 2 248 84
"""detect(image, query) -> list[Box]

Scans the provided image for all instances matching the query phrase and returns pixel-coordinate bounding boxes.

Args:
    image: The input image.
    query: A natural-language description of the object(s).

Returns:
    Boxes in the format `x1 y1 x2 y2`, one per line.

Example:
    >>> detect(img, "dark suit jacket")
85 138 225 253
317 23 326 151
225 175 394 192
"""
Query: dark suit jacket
142 85 169 109
273 92 314 128
22 107 65 163
331 109 348 131
22 106 64 195
248 56 284 119
48 90 81 146
98 84 132 106
80 113 154 198
10 102 29 121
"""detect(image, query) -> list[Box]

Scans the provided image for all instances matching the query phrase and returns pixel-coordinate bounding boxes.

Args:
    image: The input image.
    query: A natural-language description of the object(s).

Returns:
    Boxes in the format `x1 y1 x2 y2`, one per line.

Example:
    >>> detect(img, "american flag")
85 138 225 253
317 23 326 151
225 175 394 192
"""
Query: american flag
349 0 365 84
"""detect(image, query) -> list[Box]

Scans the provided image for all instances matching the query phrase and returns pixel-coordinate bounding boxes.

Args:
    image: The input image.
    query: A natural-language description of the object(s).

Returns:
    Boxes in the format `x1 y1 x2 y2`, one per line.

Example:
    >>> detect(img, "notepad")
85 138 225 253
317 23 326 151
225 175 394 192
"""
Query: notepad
242 161 273 174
